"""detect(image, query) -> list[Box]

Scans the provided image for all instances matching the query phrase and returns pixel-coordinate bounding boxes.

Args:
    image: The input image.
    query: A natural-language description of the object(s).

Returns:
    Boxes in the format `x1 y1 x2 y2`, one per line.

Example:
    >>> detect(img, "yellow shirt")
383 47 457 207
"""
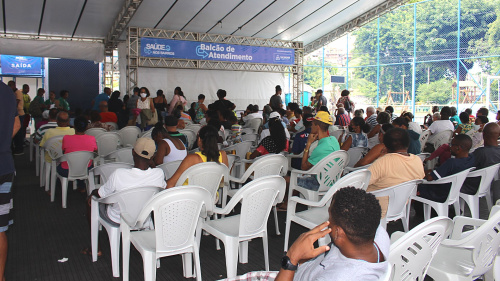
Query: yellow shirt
367 153 424 218
40 127 75 162
15 89 24 116
183 152 224 185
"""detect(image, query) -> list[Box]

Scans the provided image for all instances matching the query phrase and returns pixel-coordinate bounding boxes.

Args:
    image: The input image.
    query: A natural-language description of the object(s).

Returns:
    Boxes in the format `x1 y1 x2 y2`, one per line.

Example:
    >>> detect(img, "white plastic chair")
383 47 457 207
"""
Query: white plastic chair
410 168 474 221
282 140 319 172
460 163 500 219
245 118 262 134
289 150 349 202
426 207 500 281
389 216 453 281
118 126 141 147
419 130 431 152
174 162 229 205
157 160 182 180
222 154 288 236
226 154 239 173
240 128 255 135
85 127 106 138
88 162 134 195
240 133 258 146
141 128 153 139
103 147 134 165
185 124 201 135
369 179 423 232
223 141 253 177
179 129 197 150
203 176 285 279
91 186 162 277
343 163 372 174
29 134 35 162
417 152 430 162
105 122 118 131
346 147 368 168
426 130 453 170
53 151 94 208
96 132 121 165
122 186 213 281
284 169 371 251
41 135 64 191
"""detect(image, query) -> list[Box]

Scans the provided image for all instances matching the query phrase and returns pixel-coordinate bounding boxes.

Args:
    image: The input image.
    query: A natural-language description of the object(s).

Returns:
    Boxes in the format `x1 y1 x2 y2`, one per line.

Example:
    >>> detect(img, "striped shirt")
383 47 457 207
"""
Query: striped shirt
34 122 57 142
366 114 378 130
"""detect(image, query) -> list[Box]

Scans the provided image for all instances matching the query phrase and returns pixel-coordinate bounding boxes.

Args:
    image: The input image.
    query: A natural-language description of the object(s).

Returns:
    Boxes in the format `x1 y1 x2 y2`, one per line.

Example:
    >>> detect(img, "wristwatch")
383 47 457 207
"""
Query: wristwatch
281 255 298 271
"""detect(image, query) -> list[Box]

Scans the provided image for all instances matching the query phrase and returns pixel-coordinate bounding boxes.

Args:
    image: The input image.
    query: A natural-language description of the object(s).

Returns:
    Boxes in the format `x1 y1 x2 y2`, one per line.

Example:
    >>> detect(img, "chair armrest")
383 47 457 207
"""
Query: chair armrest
449 216 486 240
290 168 316 176
211 206 233 215
289 196 326 208
228 175 246 184
120 212 137 227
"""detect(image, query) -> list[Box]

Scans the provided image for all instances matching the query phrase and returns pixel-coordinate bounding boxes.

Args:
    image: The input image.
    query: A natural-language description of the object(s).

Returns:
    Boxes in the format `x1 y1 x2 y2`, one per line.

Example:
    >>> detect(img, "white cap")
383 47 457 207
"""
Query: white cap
269 112 281 119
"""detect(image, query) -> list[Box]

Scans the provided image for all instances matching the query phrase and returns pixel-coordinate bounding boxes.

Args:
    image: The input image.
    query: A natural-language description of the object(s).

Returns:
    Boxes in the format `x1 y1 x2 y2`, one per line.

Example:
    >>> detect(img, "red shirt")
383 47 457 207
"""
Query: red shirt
100 112 118 123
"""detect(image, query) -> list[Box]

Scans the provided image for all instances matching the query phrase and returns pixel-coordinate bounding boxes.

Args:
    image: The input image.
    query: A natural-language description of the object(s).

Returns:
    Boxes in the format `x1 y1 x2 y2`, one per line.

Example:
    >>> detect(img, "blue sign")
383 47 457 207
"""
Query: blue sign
140 38 295 65
0 55 42 75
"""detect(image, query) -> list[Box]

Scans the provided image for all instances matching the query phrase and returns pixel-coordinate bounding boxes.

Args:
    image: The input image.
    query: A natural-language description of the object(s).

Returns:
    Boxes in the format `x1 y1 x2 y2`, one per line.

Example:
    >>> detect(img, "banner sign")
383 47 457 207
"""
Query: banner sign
0 55 42 75
140 38 295 65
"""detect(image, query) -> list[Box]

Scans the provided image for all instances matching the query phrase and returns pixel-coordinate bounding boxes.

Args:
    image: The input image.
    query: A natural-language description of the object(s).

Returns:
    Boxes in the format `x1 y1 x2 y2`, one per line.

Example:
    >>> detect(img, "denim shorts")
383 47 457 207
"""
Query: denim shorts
297 176 320 191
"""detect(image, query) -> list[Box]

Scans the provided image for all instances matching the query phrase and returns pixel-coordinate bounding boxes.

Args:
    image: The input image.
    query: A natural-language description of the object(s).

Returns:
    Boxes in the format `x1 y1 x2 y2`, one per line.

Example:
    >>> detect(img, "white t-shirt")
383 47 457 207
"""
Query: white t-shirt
294 226 390 281
428 120 454 135
242 112 263 123
408 121 422 134
98 167 166 223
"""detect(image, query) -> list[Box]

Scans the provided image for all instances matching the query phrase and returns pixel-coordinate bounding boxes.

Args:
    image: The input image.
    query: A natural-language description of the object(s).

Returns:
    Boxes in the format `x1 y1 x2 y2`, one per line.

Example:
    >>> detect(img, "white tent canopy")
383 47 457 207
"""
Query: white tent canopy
0 0 395 61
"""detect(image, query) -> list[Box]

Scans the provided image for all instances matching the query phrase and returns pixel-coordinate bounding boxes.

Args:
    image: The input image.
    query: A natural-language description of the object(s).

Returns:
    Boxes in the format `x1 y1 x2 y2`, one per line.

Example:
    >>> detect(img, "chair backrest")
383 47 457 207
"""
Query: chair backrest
85 128 107 138
241 154 288 181
223 141 253 160
60 151 95 180
175 162 229 203
416 153 430 162
179 129 197 150
43 135 65 160
309 150 349 193
370 179 423 221
442 168 474 205
105 122 118 131
96 132 121 156
100 186 162 226
316 169 372 207
157 160 183 179
241 128 255 135
89 162 134 190
346 147 368 168
419 130 431 151
329 127 344 141
135 186 212 253
247 118 262 133
118 126 141 147
466 163 500 196
389 216 453 281
229 176 285 238
106 147 134 165
185 124 201 135
240 133 258 146
431 130 453 147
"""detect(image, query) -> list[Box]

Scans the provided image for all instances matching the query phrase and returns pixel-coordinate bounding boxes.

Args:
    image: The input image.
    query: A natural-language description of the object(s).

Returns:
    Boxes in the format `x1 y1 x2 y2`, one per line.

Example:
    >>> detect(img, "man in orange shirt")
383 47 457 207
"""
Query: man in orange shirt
98 101 118 123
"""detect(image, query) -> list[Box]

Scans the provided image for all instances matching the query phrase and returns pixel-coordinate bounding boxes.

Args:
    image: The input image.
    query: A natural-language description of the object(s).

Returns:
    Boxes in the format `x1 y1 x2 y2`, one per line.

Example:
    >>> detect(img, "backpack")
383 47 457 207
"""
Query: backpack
343 97 352 112
29 98 43 118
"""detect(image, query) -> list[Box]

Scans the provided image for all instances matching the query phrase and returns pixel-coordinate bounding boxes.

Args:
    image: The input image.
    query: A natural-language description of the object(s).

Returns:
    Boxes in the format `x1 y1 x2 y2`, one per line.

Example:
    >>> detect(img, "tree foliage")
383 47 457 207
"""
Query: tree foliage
416 79 454 104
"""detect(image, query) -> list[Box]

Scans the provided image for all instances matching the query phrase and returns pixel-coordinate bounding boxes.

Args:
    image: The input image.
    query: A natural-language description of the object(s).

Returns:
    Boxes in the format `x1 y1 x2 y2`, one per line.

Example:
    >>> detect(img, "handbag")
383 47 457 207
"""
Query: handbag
147 110 158 126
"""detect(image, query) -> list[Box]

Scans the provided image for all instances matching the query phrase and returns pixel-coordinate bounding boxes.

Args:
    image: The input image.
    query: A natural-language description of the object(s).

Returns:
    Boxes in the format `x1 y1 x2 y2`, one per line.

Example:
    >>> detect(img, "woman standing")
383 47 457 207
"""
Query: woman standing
168 86 187 115
136 87 156 129
153 89 168 119
336 90 354 116
166 125 228 187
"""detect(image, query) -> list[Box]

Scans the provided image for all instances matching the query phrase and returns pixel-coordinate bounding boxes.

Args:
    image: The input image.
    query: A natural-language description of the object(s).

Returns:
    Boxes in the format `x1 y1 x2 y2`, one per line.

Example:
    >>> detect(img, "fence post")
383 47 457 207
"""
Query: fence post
412 3 417 116
346 34 349 90
376 18 381 107
456 0 461 110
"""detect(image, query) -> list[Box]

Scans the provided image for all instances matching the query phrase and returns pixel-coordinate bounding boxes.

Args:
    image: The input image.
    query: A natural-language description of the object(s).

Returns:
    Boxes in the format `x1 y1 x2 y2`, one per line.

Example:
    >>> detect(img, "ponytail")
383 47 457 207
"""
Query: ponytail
198 125 220 163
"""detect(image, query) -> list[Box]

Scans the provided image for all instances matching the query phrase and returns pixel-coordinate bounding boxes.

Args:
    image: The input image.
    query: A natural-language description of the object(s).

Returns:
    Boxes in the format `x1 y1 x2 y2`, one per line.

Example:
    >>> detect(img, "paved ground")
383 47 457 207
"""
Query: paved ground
5 146 488 280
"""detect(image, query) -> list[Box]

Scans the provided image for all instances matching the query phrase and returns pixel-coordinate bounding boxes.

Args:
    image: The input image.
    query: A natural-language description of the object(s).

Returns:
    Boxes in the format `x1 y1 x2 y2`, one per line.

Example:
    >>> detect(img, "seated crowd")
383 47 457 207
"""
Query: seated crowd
28 83 500 280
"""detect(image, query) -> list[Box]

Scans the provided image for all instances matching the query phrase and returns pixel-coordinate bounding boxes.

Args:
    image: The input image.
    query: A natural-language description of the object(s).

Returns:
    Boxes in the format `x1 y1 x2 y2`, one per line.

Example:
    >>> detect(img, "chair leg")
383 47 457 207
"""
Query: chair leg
193 246 202 281
486 191 494 212
45 163 51 192
223 239 239 278
453 202 461 218
238 241 248 264
468 198 479 219
423 204 431 221
262 233 269 271
109 227 121 278
61 178 68 208
182 253 194 278
284 217 292 252
90 203 99 262
73 181 77 191
122 231 131 281
273 206 280 235
143 252 157 281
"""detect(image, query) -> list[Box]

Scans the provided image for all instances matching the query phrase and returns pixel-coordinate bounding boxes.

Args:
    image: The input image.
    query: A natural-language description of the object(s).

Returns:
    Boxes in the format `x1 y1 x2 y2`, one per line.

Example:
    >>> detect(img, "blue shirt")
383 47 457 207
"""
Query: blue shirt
407 130 421 155
92 93 110 111
431 154 475 180
349 132 368 148
291 128 311 169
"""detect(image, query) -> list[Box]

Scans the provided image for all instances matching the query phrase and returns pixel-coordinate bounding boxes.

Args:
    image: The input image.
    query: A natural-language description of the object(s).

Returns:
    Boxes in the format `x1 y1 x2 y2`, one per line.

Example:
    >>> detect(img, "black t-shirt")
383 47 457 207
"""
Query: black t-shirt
108 99 124 114
270 95 282 110
0 82 17 176
462 146 500 195
210 99 234 113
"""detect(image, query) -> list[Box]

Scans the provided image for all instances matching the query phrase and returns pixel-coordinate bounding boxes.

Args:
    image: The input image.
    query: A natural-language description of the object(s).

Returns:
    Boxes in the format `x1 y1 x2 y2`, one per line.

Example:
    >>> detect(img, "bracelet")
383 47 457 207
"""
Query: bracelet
304 148 309 153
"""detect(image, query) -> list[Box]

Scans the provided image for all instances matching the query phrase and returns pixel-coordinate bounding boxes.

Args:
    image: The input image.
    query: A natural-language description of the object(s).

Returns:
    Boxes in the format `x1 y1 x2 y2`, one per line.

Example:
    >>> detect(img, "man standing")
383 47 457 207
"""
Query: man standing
98 101 118 123
0 81 20 280
8 81 25 155
92 87 111 111
209 89 235 114
29 88 46 127
269 85 283 111
58 90 70 111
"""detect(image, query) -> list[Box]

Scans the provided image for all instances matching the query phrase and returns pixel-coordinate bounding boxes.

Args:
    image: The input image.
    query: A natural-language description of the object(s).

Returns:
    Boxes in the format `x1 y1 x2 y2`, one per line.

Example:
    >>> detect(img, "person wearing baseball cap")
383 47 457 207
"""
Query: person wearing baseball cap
87 137 166 224
278 111 340 211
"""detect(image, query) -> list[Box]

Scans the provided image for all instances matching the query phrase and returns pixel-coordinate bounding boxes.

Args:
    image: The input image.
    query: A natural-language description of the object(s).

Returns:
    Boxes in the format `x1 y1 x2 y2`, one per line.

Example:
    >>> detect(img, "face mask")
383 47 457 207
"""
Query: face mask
140 93 147 98
473 124 480 130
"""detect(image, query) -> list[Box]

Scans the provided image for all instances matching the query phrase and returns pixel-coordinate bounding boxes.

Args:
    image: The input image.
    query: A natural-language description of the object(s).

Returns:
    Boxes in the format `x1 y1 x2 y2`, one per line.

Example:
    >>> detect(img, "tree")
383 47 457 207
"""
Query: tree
416 78 454 104
303 58 337 90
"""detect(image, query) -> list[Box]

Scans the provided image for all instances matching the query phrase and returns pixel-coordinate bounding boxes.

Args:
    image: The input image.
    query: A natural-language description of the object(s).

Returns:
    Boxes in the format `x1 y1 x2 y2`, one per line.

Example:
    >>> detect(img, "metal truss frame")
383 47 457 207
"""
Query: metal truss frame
304 0 408 55
105 0 144 49
127 27 304 105
104 48 119 90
